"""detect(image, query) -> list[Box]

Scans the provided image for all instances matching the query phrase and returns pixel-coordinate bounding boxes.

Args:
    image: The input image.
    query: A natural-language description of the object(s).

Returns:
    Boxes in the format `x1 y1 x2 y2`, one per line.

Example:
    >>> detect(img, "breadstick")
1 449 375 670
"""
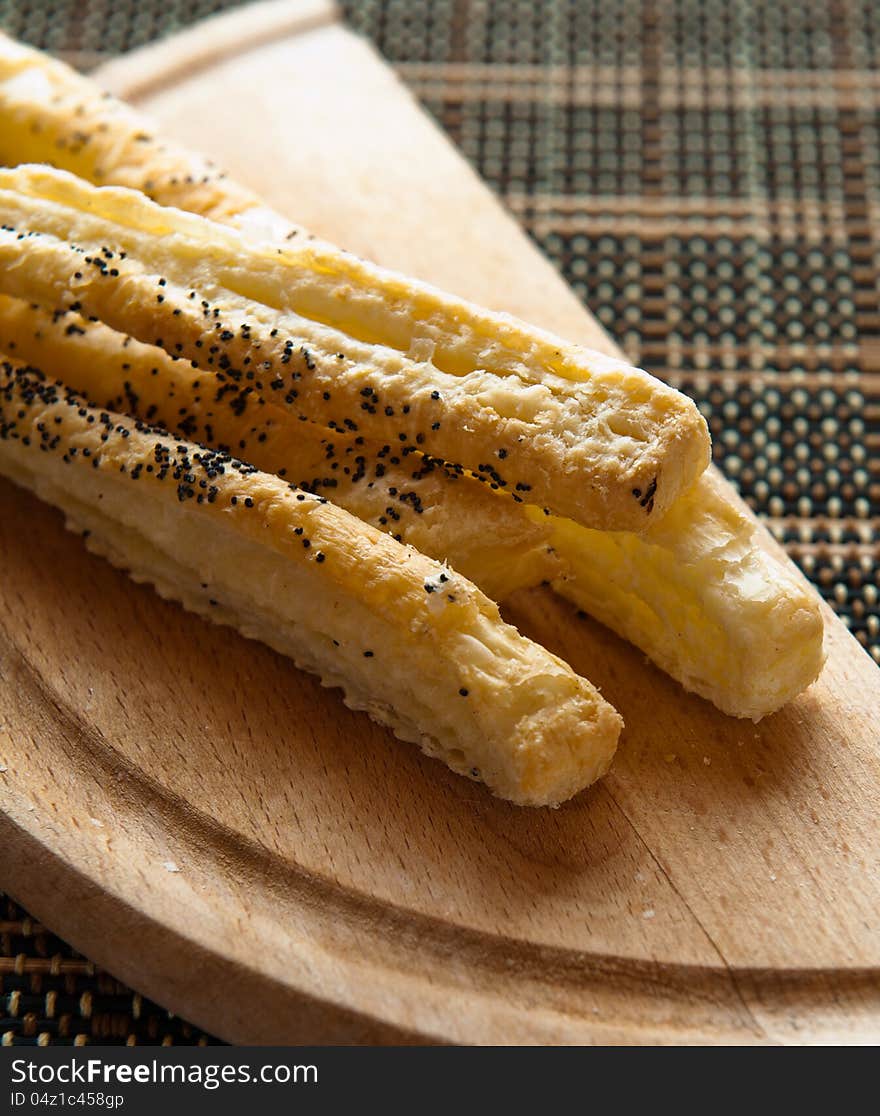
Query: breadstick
0 354 621 805
0 37 713 539
0 290 825 714
0 29 291 237
0 293 561 600
0 293 823 718
0 164 710 531
544 474 825 719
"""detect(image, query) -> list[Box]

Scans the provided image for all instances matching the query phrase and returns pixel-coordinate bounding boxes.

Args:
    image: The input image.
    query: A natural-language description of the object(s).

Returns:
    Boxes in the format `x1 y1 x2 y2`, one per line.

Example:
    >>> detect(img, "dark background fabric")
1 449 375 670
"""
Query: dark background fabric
1 0 877 1045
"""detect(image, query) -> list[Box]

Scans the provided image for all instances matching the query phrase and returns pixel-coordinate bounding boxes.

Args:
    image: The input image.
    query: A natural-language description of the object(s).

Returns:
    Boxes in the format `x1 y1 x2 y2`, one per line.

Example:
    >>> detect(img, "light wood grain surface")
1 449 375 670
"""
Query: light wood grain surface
1 0 879 1044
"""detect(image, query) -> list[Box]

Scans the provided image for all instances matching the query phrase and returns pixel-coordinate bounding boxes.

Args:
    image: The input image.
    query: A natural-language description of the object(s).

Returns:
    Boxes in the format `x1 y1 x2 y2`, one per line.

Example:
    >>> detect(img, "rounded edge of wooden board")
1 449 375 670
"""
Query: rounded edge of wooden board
5 796 880 1047
2 594 878 1048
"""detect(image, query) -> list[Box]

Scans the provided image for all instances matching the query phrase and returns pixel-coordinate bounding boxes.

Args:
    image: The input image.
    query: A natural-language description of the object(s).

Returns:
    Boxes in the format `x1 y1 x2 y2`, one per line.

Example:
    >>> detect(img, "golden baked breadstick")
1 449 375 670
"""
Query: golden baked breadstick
0 354 621 805
0 294 561 600
0 38 712 538
544 474 826 719
0 164 710 531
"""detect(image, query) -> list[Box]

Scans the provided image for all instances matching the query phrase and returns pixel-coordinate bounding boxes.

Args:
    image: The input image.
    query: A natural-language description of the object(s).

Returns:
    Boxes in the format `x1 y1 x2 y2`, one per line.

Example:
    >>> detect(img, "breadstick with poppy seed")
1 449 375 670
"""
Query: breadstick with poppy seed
0 36 709 538
0 355 622 806
0 36 705 555
0 293 562 601
0 164 710 531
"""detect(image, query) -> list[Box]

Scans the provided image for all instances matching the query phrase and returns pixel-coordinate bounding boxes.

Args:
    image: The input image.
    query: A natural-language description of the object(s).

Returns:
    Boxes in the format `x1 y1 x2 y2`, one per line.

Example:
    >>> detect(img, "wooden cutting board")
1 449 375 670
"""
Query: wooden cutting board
2 0 879 1045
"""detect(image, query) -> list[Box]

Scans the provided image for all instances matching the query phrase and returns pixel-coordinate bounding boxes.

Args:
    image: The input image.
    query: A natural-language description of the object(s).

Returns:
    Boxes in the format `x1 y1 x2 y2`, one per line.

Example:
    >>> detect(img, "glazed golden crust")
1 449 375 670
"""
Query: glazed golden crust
0 354 621 805
0 294 561 601
0 164 710 531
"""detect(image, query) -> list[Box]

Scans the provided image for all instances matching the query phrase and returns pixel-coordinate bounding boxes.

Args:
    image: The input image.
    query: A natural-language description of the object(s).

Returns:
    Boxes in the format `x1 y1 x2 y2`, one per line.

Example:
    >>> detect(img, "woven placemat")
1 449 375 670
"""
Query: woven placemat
1 0 878 1045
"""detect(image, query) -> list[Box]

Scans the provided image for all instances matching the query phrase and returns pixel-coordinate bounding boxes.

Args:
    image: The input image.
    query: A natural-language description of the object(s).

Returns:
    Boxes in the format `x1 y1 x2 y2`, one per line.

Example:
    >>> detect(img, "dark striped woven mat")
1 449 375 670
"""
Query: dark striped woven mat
1 0 877 1045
